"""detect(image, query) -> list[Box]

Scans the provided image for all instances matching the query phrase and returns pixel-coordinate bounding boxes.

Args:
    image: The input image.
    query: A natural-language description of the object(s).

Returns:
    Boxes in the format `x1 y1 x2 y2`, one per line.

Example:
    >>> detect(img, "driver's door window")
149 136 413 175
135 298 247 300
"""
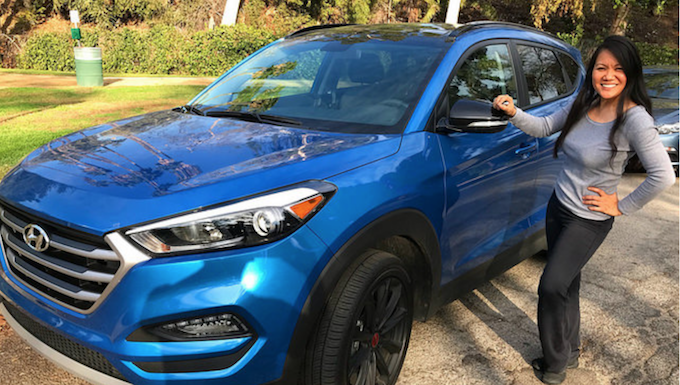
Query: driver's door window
449 44 518 108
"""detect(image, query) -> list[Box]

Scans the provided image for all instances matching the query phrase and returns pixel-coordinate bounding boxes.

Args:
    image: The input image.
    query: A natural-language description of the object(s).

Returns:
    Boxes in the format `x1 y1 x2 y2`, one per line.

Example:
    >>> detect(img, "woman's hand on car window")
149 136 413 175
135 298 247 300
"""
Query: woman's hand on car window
582 187 623 216
492 95 517 117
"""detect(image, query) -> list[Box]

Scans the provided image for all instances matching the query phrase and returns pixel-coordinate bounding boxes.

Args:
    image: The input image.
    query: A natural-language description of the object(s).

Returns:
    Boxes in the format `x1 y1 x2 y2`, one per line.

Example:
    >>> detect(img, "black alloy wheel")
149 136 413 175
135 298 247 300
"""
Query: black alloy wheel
348 276 410 385
306 250 413 385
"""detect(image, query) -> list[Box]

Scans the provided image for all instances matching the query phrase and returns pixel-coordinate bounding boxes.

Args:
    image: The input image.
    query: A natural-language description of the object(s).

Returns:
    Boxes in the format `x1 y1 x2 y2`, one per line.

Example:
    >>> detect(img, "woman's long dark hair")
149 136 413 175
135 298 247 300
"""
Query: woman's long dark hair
553 35 652 161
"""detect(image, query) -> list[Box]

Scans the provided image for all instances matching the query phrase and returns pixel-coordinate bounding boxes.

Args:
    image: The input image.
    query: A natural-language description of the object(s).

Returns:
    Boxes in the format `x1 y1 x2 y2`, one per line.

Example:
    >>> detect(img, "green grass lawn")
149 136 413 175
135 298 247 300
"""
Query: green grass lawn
0 68 76 76
0 85 205 178
0 68 212 78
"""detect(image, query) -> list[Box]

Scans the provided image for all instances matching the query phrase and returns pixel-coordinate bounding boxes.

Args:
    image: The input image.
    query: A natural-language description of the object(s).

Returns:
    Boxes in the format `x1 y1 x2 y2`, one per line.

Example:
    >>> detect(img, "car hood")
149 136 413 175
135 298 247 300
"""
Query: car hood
651 99 679 126
0 110 400 235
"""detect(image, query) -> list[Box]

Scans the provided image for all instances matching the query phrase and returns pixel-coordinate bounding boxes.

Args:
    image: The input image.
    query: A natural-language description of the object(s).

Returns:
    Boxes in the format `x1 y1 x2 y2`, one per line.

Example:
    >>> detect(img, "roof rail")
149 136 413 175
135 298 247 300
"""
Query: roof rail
448 21 560 41
285 24 356 39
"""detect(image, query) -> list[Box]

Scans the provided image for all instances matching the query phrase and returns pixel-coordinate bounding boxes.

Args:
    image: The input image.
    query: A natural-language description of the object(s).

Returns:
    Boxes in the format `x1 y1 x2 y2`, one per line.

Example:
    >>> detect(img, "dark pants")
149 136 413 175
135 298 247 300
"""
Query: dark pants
538 192 614 372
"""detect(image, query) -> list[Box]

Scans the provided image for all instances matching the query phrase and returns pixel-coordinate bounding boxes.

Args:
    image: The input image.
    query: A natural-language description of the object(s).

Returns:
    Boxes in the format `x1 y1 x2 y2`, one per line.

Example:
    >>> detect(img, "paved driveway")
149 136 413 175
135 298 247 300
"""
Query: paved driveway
397 174 679 385
0 174 677 385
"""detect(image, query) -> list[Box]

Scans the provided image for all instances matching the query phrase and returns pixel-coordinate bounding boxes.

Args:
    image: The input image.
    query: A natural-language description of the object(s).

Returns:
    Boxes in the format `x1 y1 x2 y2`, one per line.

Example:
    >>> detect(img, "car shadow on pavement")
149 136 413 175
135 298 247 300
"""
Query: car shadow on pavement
459 280 540 365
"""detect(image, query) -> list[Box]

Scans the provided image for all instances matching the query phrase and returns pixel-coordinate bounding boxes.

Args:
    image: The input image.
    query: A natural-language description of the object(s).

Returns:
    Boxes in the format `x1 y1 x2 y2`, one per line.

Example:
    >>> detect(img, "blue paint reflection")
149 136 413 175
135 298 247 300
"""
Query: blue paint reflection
241 262 263 291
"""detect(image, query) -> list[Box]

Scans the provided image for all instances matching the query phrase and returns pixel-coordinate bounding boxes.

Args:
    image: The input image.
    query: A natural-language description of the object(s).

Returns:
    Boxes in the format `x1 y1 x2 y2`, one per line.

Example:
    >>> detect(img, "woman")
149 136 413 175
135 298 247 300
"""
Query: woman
492 35 675 385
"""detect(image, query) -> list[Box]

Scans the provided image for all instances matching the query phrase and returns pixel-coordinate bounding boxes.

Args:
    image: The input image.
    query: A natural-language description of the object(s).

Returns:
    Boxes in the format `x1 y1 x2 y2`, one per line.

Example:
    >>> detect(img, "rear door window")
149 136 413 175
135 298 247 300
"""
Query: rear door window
517 45 568 105
557 52 580 89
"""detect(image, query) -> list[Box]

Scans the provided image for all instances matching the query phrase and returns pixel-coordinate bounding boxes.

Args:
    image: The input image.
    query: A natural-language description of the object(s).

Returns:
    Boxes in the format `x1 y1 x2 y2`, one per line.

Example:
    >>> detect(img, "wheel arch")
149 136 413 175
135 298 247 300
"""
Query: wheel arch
273 208 441 385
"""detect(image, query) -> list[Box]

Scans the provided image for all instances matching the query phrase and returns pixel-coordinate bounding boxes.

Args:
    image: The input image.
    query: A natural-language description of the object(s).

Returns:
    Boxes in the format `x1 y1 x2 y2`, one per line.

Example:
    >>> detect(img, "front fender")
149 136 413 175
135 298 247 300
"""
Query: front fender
273 208 441 385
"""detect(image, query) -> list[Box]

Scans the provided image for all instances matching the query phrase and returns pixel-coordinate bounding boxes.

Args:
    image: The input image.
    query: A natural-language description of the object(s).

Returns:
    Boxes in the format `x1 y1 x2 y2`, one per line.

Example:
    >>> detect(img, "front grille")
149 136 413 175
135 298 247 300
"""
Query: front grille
5 302 128 381
0 205 120 312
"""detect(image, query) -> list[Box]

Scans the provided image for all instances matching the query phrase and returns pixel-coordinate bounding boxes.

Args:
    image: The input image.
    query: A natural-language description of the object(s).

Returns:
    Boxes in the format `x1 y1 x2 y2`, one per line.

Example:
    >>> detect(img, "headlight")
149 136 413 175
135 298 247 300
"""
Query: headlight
125 181 336 255
656 122 680 135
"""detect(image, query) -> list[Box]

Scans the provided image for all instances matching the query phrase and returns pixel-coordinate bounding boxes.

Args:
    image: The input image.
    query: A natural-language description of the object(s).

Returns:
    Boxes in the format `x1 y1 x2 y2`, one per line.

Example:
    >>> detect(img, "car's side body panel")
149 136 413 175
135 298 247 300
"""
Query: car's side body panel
436 127 539 283
523 97 575 231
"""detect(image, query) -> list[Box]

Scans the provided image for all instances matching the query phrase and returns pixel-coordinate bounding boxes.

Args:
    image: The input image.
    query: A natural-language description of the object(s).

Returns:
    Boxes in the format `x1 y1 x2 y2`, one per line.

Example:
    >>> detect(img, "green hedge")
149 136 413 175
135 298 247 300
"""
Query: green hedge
187 26 276 76
18 26 678 75
17 32 75 72
555 29 678 67
635 42 679 66
17 25 277 76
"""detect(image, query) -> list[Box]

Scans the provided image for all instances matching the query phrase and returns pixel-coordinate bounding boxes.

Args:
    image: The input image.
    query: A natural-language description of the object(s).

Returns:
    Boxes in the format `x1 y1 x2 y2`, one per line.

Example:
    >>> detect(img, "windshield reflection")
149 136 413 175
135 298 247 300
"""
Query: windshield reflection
191 26 450 134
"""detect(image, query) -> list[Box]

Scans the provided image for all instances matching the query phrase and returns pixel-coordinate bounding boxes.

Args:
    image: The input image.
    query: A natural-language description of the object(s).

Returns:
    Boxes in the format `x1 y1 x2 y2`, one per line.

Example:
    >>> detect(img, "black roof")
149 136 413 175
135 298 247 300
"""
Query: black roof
286 21 559 42
448 21 559 40
285 23 457 41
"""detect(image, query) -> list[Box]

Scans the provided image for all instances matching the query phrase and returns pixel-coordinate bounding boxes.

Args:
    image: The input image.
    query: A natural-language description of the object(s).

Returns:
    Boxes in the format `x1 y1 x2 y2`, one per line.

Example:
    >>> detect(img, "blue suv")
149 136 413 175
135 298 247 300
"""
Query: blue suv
0 22 583 385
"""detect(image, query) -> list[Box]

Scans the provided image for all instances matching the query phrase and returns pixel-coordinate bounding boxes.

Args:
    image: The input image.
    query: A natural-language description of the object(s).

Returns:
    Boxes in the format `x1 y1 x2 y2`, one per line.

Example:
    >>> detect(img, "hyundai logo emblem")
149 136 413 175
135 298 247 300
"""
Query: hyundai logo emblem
22 224 50 253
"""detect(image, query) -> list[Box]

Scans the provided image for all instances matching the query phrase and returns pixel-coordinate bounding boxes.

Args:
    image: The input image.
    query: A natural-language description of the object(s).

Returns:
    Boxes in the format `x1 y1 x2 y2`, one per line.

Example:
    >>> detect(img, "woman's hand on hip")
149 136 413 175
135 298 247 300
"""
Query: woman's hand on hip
492 95 517 117
583 187 623 216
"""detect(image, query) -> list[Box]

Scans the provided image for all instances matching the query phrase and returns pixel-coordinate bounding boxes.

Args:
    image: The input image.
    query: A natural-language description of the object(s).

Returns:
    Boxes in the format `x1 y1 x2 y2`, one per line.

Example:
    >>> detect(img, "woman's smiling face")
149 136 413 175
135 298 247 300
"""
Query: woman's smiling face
592 49 627 102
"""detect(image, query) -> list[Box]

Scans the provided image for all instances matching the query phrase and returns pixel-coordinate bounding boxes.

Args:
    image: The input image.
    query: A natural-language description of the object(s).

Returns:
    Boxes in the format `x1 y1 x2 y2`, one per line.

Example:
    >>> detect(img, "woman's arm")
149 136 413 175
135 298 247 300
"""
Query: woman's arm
617 112 676 215
492 95 571 138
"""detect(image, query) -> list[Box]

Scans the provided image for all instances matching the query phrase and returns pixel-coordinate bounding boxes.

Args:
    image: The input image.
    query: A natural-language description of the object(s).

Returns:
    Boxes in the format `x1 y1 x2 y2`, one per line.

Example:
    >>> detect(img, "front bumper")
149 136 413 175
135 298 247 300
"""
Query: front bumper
1 301 131 385
0 225 331 385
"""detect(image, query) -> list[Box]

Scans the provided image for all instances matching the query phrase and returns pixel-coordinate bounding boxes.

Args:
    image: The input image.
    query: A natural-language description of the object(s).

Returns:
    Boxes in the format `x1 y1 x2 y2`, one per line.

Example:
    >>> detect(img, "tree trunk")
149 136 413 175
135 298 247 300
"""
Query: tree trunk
221 0 241 25
611 3 630 35
445 0 461 25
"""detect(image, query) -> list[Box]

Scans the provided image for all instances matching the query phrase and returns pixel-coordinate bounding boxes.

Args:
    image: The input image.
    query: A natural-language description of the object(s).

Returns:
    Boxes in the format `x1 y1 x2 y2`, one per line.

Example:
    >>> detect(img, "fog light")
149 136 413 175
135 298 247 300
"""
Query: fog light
154 313 250 340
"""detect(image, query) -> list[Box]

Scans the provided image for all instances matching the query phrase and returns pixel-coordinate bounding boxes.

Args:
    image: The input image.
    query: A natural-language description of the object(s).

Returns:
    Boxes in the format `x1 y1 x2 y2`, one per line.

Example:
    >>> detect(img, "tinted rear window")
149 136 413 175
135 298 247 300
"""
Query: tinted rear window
558 52 580 87
518 45 568 105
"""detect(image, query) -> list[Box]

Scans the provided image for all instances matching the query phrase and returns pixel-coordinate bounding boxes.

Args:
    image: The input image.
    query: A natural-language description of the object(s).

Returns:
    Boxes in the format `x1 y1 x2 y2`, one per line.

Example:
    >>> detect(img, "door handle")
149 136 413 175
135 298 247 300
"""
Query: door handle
515 142 537 159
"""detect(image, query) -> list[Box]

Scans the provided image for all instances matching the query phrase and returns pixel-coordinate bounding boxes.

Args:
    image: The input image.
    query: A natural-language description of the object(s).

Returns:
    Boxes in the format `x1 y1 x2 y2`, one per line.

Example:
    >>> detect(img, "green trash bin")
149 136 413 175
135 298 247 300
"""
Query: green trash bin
74 47 104 87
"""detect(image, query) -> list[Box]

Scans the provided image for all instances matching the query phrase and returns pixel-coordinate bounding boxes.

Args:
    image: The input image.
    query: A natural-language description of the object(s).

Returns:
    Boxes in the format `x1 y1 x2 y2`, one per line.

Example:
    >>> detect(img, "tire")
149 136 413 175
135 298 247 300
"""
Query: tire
625 155 644 173
306 250 413 385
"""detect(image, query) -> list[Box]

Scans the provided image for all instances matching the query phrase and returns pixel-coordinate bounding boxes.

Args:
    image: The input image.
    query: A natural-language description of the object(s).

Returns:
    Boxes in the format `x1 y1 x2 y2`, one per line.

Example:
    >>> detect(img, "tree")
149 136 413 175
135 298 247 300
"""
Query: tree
609 0 670 35
52 0 166 26
529 0 671 36
530 0 584 30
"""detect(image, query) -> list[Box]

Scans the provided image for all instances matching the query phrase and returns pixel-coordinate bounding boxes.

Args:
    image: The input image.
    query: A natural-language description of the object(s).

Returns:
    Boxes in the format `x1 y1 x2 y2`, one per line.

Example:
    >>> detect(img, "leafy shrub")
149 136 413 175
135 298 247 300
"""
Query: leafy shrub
635 42 679 66
556 25 584 49
554 33 678 67
98 28 151 73
144 25 189 74
16 25 276 76
188 25 276 76
17 32 75 71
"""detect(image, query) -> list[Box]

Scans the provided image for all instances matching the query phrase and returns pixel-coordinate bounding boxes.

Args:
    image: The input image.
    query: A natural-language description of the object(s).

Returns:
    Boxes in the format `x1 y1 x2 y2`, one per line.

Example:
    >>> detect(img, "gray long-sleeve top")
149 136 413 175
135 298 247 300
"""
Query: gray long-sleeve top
510 104 675 220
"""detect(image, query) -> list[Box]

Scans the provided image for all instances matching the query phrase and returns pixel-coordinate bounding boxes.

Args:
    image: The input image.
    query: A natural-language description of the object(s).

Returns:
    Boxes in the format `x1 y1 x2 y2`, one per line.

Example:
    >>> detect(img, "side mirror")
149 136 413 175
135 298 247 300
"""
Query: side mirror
436 99 509 134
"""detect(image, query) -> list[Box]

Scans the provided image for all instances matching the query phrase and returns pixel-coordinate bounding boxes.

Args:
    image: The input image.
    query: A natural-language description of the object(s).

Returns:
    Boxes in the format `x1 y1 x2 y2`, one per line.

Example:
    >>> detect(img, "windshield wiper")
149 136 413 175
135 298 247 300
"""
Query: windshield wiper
205 110 303 127
174 105 205 116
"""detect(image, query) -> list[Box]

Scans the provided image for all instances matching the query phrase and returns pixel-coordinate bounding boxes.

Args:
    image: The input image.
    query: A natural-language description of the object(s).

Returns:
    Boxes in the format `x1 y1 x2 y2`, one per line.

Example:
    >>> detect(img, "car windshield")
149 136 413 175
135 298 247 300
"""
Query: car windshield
644 70 679 100
189 34 449 134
